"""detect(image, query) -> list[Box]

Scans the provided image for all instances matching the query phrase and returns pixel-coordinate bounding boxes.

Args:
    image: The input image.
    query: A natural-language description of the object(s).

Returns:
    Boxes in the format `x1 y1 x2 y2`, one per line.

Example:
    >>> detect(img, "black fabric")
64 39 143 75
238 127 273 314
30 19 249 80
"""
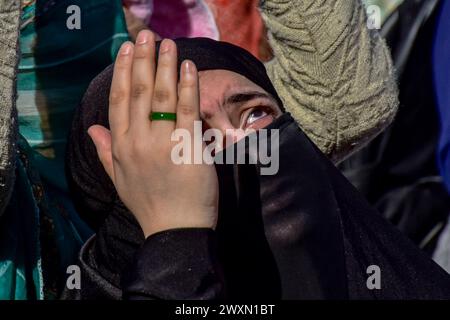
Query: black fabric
60 229 224 300
215 115 347 299
225 113 450 299
65 38 450 300
338 0 450 253
122 228 223 300
161 38 284 110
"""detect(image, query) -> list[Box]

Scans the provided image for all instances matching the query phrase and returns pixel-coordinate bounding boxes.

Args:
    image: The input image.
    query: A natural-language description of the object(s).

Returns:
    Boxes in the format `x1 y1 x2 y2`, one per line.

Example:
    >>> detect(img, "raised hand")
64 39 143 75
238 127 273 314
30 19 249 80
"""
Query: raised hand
88 31 218 238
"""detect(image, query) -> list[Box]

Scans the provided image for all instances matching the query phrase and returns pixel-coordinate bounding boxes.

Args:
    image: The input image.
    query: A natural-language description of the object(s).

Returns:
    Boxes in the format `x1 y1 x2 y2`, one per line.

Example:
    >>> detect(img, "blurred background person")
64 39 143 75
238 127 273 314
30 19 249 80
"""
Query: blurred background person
431 0 450 273
0 0 129 299
339 0 450 258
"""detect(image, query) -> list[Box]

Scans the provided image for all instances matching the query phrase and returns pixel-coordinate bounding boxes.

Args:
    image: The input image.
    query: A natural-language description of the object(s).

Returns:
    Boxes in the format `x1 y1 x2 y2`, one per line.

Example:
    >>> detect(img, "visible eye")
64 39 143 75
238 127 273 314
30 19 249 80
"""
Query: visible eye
247 109 269 125
242 106 275 129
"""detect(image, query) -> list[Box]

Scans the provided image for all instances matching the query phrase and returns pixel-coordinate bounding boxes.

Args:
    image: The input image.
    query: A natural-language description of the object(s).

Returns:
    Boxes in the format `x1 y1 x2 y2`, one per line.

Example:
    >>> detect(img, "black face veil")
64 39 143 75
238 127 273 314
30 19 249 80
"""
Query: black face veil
66 38 450 299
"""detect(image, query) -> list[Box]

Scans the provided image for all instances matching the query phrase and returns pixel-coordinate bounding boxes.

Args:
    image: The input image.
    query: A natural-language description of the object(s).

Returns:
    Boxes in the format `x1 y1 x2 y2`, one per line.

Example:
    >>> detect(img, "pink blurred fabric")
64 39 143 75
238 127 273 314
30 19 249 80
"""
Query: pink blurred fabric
123 0 264 59
123 0 219 39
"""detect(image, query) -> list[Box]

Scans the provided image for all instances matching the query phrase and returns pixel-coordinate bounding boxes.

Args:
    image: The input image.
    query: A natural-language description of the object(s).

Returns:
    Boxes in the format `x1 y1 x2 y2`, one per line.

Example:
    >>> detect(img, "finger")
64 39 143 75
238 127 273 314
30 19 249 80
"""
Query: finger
176 60 200 134
109 42 134 138
88 125 115 183
129 30 156 132
151 39 178 133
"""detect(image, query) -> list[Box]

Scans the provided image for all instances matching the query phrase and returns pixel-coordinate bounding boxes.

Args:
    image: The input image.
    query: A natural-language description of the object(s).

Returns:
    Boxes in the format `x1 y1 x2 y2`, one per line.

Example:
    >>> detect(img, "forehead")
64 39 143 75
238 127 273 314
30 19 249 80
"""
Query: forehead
198 69 266 104
197 70 268 118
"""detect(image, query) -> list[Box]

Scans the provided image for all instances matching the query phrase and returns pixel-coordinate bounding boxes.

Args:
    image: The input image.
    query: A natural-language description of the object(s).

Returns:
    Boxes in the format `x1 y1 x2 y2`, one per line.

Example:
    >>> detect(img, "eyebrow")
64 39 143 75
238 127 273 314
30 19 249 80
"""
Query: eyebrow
224 91 273 106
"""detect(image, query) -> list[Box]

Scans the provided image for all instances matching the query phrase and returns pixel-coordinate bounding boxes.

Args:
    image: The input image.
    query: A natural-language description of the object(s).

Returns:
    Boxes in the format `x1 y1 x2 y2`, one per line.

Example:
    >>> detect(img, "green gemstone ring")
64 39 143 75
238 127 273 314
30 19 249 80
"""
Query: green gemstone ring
150 112 177 122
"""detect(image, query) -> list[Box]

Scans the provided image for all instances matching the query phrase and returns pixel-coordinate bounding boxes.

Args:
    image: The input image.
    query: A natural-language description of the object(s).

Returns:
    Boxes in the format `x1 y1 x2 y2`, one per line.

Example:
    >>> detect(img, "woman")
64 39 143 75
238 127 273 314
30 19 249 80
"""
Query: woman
0 0 398 300
64 31 450 299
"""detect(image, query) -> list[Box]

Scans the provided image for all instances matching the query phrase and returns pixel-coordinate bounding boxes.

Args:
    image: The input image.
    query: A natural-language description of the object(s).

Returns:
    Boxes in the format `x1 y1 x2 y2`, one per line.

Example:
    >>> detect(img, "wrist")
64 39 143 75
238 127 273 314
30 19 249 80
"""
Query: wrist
137 209 217 238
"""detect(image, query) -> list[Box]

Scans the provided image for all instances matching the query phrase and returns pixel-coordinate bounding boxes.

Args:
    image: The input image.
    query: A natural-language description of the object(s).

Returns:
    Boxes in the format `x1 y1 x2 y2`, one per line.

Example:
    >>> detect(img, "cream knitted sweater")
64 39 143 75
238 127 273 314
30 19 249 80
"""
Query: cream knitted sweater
261 0 398 162
0 0 20 216
0 0 398 214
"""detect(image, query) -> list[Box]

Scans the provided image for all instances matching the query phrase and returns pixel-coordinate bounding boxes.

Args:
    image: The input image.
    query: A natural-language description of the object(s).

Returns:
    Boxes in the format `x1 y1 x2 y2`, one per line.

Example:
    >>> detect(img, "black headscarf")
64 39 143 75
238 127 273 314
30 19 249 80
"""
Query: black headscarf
66 38 450 299
66 37 283 231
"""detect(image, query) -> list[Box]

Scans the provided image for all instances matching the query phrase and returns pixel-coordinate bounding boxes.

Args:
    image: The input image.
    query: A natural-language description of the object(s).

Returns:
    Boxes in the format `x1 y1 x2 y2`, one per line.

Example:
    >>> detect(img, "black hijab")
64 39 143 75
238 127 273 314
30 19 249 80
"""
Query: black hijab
66 37 283 231
66 38 450 299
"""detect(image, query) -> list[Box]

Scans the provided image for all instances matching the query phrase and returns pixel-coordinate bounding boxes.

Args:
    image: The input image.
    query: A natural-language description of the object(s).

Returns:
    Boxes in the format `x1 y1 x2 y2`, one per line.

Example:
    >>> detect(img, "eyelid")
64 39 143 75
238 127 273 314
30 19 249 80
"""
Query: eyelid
240 104 276 129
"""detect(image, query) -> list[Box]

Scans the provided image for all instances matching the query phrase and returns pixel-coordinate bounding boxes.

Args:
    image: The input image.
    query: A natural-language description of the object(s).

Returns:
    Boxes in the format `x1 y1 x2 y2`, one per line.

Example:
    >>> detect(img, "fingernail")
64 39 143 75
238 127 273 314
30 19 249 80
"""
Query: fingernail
160 39 171 54
184 61 192 74
121 43 132 55
136 32 148 45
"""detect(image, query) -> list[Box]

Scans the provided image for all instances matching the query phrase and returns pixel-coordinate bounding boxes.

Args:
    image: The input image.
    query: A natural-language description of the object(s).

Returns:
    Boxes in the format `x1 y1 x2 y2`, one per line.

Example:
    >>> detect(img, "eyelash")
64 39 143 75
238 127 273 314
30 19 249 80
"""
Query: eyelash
241 105 275 128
